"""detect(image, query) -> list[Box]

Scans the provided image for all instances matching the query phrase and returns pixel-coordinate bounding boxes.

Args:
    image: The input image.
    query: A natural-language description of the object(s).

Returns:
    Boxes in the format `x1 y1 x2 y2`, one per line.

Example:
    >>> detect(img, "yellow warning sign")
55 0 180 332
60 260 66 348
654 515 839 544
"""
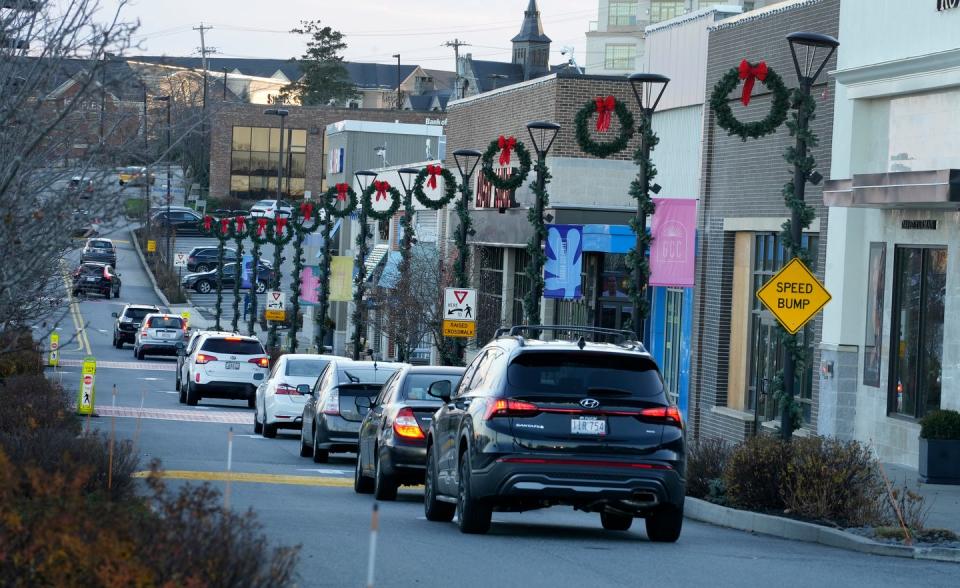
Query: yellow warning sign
181 310 190 329
756 257 831 334
265 309 286 322
77 356 97 415
48 332 60 367
146 240 157 253
443 320 476 338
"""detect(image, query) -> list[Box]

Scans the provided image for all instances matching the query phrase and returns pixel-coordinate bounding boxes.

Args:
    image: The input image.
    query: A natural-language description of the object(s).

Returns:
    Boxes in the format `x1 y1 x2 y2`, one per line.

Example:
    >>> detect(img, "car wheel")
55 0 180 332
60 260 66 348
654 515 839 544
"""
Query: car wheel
247 395 256 409
456 455 491 534
134 346 142 360
196 280 212 294
311 428 328 463
255 280 267 294
104 288 111 299
112 334 119 348
354 452 374 494
299 425 314 458
186 381 200 406
373 449 398 501
175 370 181 391
601 511 634 531
253 409 263 434
645 505 683 543
263 422 277 439
178 379 186 404
424 443 455 522
196 263 210 273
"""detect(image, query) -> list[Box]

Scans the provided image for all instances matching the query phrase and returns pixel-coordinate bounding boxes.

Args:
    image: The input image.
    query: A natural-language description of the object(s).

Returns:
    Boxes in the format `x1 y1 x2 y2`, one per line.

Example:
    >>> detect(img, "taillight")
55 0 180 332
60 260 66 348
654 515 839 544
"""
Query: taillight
275 383 298 395
140 331 147 338
638 406 683 428
322 389 340 415
195 353 218 364
484 398 539 420
393 407 425 439
248 357 269 369
103 268 110 280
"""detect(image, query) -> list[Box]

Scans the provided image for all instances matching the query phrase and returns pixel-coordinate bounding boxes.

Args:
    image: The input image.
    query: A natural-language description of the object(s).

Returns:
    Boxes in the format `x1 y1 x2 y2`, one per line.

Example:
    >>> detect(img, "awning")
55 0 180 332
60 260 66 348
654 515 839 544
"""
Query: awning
364 244 391 277
378 251 403 288
824 169 960 209
582 224 633 254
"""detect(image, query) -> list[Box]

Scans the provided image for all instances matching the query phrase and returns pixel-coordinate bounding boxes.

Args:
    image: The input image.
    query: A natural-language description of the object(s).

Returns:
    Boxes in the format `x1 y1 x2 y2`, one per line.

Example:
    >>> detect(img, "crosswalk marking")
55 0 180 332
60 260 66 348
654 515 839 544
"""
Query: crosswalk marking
133 470 354 488
97 405 248 423
60 359 177 371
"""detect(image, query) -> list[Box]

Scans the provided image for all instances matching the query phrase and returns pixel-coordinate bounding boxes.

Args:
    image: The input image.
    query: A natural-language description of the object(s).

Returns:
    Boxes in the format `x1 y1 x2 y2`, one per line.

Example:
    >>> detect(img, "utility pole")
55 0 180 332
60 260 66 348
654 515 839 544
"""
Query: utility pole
444 39 470 99
194 22 214 195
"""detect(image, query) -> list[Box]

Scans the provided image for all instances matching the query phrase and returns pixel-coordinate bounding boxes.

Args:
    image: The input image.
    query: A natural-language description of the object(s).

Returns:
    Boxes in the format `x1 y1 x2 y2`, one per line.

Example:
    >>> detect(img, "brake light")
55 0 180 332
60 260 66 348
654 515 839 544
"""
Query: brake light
484 398 539 420
638 406 683 428
393 407 425 439
275 383 298 395
195 353 218 364
140 331 147 338
248 357 269 369
103 267 110 280
322 389 340 415
225 336 242 341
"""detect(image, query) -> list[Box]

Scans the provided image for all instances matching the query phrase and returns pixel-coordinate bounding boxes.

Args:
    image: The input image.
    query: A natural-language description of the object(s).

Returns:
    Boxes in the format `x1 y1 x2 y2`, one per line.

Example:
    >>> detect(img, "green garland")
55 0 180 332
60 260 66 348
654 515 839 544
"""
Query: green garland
322 183 358 219
709 63 790 141
228 216 250 333
448 178 474 366
351 207 372 360
413 165 457 209
574 98 635 158
314 214 335 353
198 216 233 331
625 115 659 330
247 218 274 336
480 137 532 191
361 182 402 222
522 159 551 325
287 203 323 352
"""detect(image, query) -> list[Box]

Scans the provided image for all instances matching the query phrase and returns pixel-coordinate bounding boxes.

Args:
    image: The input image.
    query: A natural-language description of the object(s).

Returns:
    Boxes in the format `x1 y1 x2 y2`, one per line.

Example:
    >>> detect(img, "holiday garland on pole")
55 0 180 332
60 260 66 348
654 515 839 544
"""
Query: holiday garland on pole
413 164 457 209
522 157 551 325
198 215 233 331
574 96 635 158
361 180 402 222
626 114 659 332
228 215 249 333
709 60 790 141
315 183 358 352
264 215 296 352
480 136 532 191
286 202 321 353
248 217 272 336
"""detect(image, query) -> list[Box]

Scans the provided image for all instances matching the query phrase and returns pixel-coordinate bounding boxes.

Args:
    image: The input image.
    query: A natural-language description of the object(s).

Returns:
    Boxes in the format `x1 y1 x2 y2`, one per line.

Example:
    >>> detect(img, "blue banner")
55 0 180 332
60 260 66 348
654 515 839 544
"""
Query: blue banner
544 224 583 300
241 255 253 289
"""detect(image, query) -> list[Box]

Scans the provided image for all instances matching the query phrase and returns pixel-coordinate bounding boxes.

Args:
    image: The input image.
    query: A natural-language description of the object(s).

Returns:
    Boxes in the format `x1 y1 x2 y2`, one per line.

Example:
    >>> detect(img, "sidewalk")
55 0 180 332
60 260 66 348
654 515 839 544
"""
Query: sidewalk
882 463 960 535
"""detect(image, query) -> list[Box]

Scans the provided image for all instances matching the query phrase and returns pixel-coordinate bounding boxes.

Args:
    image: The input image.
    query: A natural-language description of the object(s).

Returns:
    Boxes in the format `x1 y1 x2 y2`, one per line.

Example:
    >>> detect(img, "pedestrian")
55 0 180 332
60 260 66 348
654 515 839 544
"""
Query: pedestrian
243 290 251 321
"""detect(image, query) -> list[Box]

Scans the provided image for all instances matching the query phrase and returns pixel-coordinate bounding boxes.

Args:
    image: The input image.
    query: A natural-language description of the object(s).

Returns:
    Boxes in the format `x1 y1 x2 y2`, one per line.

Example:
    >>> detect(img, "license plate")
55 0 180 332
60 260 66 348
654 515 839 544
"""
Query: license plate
86 277 96 282
158 331 175 339
225 361 240 370
571 416 606 436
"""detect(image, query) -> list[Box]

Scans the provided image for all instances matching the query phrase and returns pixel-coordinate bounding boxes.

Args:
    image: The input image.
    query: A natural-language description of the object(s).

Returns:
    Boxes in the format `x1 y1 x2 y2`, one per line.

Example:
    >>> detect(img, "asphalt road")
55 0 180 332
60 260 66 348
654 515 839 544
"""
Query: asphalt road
50 225 960 588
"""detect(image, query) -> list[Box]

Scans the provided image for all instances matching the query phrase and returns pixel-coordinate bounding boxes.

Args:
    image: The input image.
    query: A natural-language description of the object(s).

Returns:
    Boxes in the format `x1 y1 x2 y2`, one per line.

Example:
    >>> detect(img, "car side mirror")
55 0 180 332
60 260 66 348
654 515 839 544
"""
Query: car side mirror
297 384 312 396
427 380 452 403
111 312 118 318
175 342 185 356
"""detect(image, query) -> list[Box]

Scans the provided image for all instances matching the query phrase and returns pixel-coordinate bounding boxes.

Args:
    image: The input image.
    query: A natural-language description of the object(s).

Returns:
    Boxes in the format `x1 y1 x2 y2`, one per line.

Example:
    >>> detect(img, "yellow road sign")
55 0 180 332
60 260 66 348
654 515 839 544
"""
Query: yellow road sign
77 356 97 415
443 320 476 338
756 257 831 334
265 309 286 321
146 239 157 252
48 332 59 367
180 310 190 329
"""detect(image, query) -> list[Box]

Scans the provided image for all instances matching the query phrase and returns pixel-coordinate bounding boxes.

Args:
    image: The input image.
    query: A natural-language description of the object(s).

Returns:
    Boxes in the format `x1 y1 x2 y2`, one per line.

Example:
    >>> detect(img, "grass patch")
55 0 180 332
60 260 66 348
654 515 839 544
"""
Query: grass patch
124 197 148 219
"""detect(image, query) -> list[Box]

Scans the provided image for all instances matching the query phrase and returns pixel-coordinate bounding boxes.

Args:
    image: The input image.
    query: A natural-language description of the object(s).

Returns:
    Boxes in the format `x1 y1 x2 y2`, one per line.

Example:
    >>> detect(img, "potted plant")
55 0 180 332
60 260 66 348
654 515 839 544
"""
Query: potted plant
919 409 960 484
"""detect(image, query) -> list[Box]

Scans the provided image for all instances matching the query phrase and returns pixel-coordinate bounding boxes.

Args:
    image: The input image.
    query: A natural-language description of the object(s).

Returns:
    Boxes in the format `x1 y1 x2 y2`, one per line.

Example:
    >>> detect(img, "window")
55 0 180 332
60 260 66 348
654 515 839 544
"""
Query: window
888 247 946 419
604 44 635 71
553 254 598 327
230 126 307 199
608 0 637 27
662 288 684 405
512 248 530 325
649 0 684 23
200 338 265 355
507 352 664 399
863 243 886 387
477 247 503 344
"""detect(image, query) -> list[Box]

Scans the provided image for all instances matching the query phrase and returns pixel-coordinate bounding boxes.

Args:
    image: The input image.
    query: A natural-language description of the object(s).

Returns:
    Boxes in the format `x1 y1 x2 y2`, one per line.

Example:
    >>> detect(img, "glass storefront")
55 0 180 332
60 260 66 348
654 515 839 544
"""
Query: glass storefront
230 126 307 199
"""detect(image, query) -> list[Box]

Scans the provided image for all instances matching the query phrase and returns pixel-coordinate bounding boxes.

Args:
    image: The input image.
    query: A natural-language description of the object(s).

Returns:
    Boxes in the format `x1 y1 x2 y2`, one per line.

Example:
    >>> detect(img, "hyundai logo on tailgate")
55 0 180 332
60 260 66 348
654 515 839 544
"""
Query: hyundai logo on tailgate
579 398 599 409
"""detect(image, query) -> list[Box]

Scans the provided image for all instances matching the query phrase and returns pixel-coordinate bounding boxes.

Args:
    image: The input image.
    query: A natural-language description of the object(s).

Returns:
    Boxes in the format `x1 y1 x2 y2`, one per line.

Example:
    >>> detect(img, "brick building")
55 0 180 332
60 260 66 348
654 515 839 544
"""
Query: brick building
690 0 839 442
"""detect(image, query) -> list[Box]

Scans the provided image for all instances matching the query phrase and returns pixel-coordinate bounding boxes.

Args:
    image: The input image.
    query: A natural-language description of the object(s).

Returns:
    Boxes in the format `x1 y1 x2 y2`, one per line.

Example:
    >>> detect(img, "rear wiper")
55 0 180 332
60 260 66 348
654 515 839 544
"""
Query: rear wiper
586 387 633 396
343 370 360 383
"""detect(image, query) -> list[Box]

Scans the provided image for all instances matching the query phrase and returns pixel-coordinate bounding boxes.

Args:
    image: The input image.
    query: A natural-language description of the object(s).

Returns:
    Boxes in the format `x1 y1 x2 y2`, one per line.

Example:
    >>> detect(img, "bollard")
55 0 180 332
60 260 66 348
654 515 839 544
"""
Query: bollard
366 503 379 588
225 427 234 509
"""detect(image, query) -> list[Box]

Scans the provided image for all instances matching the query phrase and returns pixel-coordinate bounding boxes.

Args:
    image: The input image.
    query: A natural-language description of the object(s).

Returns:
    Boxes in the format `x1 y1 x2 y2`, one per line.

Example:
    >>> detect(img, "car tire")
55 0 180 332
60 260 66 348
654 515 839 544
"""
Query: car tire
178 379 186 404
645 505 683 543
247 395 256 409
254 409 263 434
135 346 144 360
104 288 111 299
354 453 374 494
175 370 181 392
312 429 328 463
196 280 212 294
299 426 314 458
112 334 120 348
196 263 210 273
424 444 455 522
186 381 200 406
456 456 491 534
373 450 398 501
263 422 277 438
601 512 634 531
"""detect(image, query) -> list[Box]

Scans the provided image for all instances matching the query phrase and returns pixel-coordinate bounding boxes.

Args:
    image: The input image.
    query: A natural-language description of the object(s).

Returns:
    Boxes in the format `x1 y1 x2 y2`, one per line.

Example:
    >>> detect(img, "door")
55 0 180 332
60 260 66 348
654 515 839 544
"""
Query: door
599 302 634 331
436 352 484 494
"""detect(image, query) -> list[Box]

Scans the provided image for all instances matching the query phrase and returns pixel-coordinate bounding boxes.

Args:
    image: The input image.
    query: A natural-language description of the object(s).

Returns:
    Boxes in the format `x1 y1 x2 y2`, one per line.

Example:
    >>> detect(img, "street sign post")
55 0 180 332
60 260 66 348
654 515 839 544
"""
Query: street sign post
756 257 831 334
265 291 286 322
173 252 188 267
48 332 59 367
443 288 477 339
181 310 191 330
77 356 96 416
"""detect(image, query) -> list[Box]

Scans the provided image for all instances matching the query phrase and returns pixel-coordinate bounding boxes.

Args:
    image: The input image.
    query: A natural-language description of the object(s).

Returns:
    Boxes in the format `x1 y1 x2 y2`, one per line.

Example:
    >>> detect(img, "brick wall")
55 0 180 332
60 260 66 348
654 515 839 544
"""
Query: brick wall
690 0 839 442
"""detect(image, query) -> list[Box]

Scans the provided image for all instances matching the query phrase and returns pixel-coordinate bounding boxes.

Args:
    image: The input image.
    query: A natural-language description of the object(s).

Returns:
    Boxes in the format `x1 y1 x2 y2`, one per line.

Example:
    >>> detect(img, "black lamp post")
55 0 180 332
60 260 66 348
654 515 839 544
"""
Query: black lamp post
263 107 289 352
780 31 838 440
626 73 669 342
352 170 378 360
152 95 171 263
451 149 481 363
396 167 420 361
524 121 561 327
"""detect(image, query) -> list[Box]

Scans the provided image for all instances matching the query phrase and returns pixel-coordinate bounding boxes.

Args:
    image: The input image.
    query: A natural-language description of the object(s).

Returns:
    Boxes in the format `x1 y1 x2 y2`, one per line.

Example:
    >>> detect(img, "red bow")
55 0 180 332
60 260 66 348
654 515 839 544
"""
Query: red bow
234 216 246 231
276 217 288 236
426 164 441 189
335 182 349 201
498 135 516 167
373 180 390 201
595 95 616 132
203 215 212 231
738 60 768 106
220 218 230 235
256 218 268 236
300 202 313 222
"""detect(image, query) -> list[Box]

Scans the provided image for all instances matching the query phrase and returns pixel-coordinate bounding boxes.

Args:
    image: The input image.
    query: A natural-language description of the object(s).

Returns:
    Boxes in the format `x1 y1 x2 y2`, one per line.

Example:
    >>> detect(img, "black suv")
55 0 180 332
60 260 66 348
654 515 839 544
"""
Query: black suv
72 262 121 298
186 246 239 272
423 326 685 540
112 304 161 348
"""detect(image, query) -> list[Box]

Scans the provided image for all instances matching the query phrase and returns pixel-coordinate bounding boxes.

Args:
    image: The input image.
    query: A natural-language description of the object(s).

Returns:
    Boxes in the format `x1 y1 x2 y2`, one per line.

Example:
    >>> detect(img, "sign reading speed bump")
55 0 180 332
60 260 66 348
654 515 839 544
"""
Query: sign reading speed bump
443 288 477 338
757 257 831 334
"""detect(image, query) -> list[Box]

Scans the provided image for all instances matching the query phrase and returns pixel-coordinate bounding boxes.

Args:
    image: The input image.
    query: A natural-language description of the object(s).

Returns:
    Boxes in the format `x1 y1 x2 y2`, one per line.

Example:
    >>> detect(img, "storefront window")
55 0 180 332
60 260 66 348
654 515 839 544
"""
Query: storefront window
552 254 598 327
230 126 307 199
512 249 531 326
889 247 946 419
477 246 503 345
598 254 634 332
863 243 886 387
662 288 684 405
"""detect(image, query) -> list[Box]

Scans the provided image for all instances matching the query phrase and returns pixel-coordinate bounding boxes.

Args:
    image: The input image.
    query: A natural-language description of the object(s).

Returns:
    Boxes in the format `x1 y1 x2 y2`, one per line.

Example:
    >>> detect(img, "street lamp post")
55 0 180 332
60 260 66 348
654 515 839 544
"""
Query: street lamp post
780 32 838 440
263 107 289 352
396 167 419 361
352 170 378 360
451 149 481 364
523 121 561 327
152 95 171 264
626 73 669 342
392 54 401 110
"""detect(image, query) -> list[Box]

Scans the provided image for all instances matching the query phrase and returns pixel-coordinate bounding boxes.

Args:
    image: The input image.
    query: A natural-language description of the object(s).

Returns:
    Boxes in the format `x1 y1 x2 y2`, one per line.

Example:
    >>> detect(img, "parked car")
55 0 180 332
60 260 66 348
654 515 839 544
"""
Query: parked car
118 166 155 186
68 175 94 197
299 360 404 463
71 262 121 298
254 353 340 438
112 304 161 348
176 331 268 407
151 209 203 234
186 246 238 273
181 261 273 294
134 313 187 359
248 199 293 218
422 325 686 539
80 238 117 266
355 365 465 500
148 205 196 218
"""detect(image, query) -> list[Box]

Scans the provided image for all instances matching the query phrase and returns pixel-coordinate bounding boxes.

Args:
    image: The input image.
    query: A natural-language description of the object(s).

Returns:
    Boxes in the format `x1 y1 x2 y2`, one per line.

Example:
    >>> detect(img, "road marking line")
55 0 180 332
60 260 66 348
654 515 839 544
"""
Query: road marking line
59 359 176 371
97 406 249 423
134 470 354 488
60 262 92 355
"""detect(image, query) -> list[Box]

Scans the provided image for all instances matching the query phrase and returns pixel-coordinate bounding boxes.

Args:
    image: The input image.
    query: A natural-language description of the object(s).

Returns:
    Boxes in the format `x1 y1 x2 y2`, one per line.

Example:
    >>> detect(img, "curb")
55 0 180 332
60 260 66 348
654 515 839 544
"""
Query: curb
685 497 960 563
130 229 171 308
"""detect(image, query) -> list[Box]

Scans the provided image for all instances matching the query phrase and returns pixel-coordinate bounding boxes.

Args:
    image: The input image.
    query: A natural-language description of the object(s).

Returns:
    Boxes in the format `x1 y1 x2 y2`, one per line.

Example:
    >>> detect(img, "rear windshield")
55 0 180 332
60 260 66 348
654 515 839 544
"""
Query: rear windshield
404 373 461 401
201 338 265 355
286 359 330 377
254 200 273 207
506 352 663 398
88 240 112 249
338 367 398 385
125 308 157 320
79 265 104 275
146 316 184 329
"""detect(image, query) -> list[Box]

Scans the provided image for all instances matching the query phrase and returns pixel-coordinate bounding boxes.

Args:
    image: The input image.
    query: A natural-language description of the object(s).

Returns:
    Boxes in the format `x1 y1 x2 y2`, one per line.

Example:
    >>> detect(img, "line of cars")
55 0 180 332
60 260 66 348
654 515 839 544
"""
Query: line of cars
72 238 122 298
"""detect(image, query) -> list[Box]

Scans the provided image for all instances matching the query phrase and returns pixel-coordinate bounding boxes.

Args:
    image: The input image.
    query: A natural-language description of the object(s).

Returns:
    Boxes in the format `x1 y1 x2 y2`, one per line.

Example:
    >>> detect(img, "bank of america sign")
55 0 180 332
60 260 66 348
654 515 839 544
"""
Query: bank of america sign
939 0 960 11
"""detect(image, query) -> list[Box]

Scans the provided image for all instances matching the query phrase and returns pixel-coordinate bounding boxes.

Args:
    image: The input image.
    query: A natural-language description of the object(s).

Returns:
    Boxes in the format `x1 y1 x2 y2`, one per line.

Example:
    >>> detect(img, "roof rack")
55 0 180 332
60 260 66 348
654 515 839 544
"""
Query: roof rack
495 325 646 351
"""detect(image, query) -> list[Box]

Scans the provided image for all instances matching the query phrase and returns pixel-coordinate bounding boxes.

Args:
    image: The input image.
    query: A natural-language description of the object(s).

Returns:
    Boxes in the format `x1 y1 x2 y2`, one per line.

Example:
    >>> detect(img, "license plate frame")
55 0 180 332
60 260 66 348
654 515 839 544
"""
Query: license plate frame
225 361 240 370
571 416 607 436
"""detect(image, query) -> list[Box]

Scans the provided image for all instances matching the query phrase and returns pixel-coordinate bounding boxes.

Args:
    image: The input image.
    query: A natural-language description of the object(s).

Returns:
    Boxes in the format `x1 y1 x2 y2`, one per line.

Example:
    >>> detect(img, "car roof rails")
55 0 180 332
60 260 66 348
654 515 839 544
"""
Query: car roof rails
499 325 647 352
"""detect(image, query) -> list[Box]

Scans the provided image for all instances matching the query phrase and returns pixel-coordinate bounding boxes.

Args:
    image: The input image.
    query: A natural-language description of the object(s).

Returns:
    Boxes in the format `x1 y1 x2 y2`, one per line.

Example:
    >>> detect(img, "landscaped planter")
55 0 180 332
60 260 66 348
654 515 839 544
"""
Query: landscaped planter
919 438 960 485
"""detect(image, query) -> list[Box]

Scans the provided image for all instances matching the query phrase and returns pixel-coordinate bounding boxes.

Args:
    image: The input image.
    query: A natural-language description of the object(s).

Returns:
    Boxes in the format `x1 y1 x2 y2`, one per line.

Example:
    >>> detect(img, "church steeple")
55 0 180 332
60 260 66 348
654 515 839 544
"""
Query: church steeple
511 0 551 80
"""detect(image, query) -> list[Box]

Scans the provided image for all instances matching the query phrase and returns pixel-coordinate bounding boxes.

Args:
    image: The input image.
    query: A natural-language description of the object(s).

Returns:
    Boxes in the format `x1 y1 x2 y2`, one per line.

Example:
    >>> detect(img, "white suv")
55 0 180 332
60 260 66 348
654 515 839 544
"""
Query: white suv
177 332 269 407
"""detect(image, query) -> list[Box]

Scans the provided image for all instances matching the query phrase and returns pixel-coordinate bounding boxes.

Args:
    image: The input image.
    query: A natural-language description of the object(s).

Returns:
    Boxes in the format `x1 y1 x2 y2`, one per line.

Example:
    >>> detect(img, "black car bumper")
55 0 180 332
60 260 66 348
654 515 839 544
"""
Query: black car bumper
195 381 256 400
382 443 428 479
137 342 180 356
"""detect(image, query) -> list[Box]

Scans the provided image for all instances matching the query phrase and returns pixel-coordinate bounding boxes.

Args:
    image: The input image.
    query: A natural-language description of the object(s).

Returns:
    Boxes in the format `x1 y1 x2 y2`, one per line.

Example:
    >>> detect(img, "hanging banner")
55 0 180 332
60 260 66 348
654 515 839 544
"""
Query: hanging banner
650 198 697 288
300 266 320 305
240 254 254 289
544 225 583 300
329 256 355 302
77 356 96 415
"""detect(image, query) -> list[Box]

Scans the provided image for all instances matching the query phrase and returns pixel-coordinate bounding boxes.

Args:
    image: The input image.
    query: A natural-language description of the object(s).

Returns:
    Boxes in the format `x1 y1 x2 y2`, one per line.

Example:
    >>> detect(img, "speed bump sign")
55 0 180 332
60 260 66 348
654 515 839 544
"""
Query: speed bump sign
77 356 97 415
146 239 157 253
757 257 831 334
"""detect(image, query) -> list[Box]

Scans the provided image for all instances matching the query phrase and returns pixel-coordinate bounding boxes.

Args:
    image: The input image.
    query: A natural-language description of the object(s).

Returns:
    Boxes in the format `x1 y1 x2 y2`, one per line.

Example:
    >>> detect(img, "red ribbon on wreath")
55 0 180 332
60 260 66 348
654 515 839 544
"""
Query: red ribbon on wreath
235 216 246 231
594 96 615 132
203 215 213 231
256 218 268 236
335 182 349 201
300 202 313 222
738 60 768 107
276 217 288 236
373 180 390 201
498 136 516 166
220 218 230 235
426 164 441 189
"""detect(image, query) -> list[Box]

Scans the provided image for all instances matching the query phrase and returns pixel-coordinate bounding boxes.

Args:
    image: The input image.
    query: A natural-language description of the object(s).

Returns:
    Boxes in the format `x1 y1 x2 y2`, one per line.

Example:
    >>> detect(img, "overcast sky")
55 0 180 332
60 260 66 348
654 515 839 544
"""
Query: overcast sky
101 0 595 73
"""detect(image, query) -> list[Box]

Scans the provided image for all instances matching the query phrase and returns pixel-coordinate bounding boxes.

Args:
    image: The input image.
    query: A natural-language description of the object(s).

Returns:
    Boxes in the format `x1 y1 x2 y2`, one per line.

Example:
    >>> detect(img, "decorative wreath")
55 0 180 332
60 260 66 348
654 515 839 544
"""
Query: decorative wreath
481 135 532 192
709 59 790 141
322 182 358 219
292 201 322 236
574 95 635 158
413 164 458 209
361 180 402 222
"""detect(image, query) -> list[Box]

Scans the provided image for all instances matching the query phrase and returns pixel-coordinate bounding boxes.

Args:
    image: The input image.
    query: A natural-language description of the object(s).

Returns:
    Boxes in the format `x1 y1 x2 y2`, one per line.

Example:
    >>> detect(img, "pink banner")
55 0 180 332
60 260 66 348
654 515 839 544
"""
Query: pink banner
650 198 697 287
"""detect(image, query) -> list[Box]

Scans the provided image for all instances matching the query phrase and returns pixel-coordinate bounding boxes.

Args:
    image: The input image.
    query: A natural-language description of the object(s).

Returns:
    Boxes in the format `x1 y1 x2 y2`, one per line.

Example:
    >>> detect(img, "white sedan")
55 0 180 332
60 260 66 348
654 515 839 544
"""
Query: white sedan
254 353 339 438
248 199 293 218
